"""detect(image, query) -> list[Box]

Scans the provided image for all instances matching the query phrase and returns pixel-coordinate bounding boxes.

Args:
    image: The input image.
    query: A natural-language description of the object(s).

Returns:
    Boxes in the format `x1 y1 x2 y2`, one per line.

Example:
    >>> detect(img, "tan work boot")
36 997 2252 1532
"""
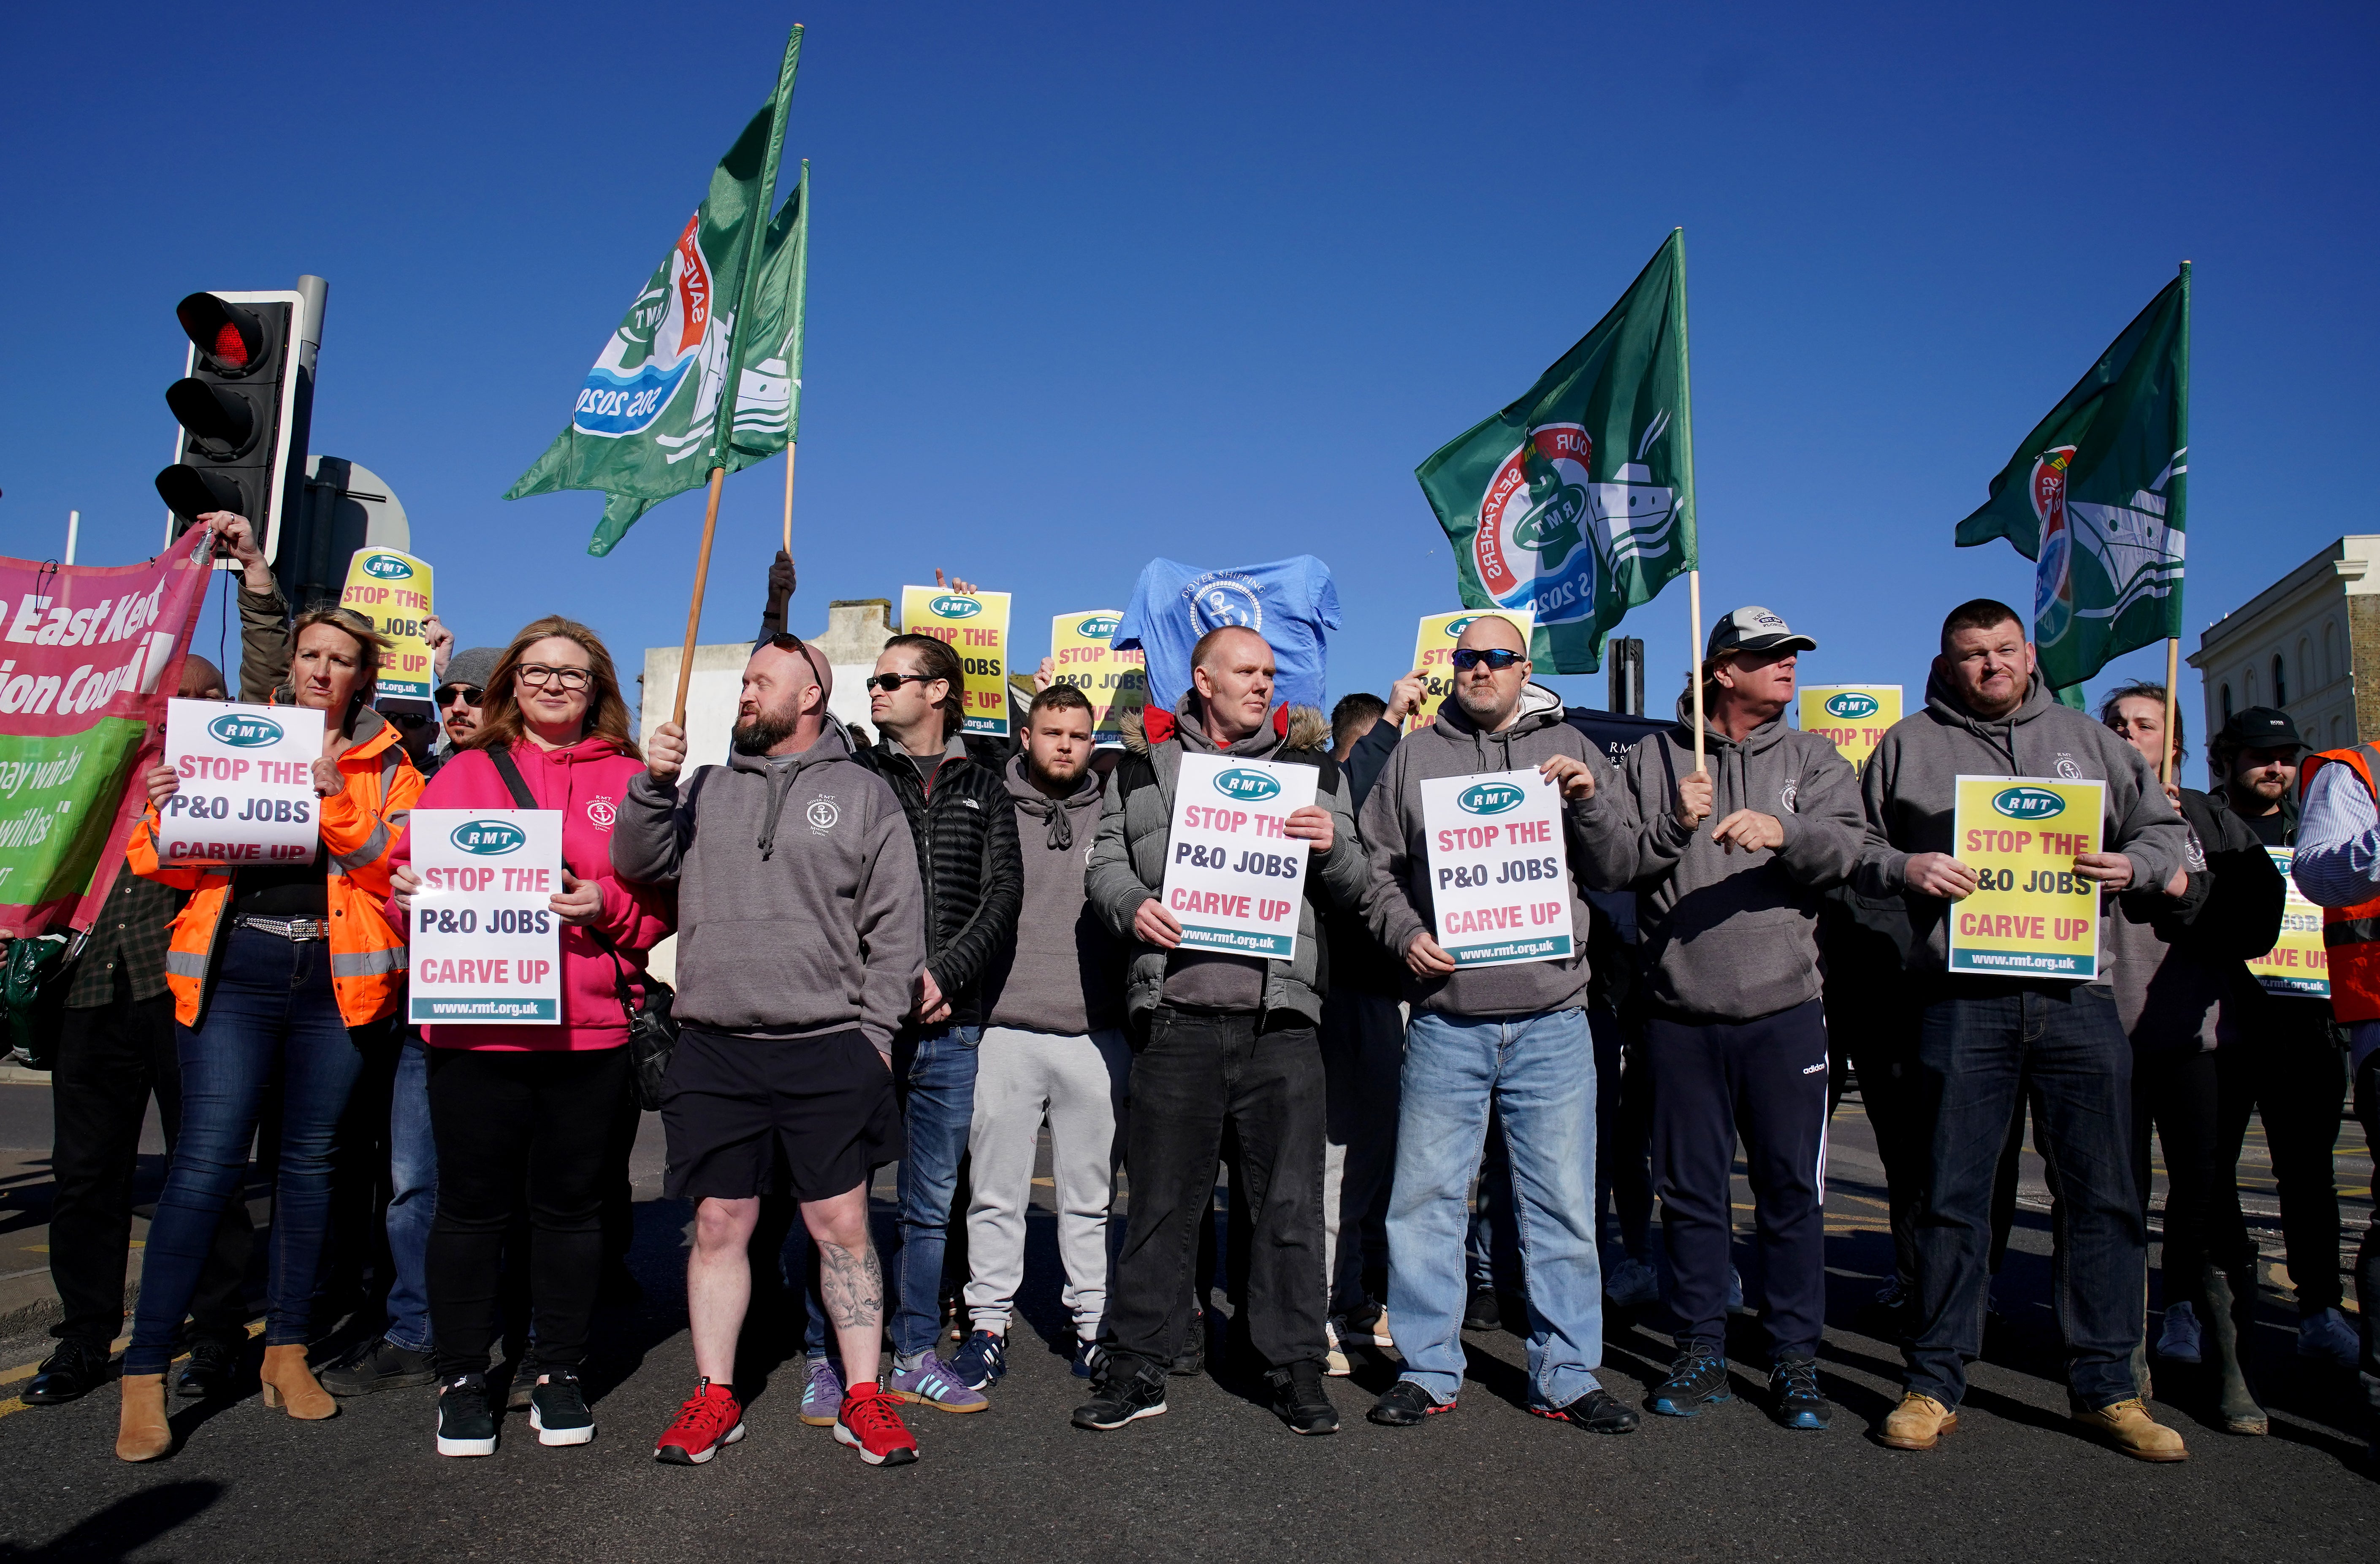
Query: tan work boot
258 1344 338 1420
2073 1396 2188 1461
1877 1391 1957 1450
115 1372 171 1462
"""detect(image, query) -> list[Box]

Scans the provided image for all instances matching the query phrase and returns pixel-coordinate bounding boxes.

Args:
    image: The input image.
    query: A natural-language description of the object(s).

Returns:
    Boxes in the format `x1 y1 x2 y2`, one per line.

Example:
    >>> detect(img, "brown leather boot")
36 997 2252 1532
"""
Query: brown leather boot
2072 1396 2188 1461
258 1344 338 1420
115 1372 171 1462
1876 1392 1957 1450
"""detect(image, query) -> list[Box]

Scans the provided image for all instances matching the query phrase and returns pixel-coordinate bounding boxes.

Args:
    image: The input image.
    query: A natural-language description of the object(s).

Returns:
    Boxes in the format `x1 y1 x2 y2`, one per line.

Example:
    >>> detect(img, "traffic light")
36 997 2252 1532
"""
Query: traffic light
155 276 324 566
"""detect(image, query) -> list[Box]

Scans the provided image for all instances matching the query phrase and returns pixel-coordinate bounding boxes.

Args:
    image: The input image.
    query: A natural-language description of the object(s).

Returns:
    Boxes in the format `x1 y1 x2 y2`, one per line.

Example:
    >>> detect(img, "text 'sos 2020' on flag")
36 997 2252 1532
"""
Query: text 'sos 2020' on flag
1418 231 1697 675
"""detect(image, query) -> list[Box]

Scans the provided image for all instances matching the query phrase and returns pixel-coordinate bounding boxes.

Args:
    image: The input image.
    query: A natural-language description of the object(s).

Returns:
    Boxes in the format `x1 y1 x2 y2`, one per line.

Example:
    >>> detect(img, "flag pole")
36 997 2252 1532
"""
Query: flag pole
1689 569 1705 773
2160 636 2180 787
781 441 798 554
672 466 726 727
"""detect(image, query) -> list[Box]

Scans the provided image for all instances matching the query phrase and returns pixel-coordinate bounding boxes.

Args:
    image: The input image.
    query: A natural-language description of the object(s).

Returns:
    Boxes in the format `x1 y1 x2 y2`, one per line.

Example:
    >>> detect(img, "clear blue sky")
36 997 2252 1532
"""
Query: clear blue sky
5 2 2374 775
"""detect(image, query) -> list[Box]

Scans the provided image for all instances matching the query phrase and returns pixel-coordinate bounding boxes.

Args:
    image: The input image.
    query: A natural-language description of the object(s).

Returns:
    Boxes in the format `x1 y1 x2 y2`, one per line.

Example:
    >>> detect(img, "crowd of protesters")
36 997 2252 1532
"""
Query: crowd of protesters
9 512 2375 1474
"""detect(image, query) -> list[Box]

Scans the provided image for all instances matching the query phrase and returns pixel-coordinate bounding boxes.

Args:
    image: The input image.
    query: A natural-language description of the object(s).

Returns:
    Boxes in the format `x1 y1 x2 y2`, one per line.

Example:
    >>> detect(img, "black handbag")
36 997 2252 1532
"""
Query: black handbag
486 748 677 1109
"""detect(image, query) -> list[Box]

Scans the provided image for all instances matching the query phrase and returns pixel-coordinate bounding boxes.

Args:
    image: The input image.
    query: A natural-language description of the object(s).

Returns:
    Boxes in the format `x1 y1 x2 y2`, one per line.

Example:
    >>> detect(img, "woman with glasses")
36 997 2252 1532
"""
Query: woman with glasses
388 616 673 1456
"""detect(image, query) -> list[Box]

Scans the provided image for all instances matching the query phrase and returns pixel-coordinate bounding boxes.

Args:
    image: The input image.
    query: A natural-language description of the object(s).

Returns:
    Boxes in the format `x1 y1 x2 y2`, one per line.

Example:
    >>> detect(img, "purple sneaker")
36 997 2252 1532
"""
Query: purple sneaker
798 1355 845 1427
889 1350 989 1413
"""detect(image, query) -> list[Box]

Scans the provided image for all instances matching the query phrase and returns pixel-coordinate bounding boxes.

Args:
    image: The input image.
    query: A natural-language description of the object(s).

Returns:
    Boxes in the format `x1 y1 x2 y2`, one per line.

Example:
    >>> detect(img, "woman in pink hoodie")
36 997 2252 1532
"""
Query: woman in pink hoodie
388 614 672 1458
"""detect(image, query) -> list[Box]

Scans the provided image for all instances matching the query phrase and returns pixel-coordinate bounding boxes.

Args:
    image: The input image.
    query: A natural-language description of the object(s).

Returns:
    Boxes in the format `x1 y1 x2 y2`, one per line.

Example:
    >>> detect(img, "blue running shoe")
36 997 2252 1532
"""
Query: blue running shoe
889 1350 989 1413
798 1355 845 1427
1072 1339 1109 1379
949 1330 1008 1391
1648 1342 1731 1417
1769 1355 1831 1430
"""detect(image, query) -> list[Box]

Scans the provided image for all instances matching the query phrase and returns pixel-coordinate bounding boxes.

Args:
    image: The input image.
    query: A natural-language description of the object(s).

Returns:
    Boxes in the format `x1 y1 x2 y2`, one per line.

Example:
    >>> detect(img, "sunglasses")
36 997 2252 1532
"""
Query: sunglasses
864 671 937 694
436 686 484 708
1450 648 1526 672
762 633 829 686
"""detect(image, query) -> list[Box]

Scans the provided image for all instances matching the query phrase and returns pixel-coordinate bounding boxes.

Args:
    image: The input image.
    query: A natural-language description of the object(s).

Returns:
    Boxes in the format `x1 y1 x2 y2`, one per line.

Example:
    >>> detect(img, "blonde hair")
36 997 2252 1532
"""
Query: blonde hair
471 615 640 759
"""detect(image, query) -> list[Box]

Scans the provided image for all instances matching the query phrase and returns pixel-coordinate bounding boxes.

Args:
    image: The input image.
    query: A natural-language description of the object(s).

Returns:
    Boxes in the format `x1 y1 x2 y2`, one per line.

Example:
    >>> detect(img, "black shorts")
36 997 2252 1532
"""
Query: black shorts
661 1025 903 1202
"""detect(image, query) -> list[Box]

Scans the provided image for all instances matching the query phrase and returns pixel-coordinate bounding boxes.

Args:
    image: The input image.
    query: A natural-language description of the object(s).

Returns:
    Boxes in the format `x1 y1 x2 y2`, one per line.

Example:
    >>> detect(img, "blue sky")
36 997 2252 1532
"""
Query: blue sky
4 2 2374 771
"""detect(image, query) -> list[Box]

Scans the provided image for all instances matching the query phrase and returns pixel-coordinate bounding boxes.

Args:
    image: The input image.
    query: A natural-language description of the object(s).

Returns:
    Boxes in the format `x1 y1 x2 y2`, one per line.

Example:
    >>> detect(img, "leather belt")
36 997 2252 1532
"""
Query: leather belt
233 914 332 942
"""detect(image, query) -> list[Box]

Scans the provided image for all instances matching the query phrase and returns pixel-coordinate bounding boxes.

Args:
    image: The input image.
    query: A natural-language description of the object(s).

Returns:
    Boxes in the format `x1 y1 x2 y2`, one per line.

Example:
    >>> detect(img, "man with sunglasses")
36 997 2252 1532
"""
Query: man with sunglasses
1355 613 1636 1436
431 647 500 769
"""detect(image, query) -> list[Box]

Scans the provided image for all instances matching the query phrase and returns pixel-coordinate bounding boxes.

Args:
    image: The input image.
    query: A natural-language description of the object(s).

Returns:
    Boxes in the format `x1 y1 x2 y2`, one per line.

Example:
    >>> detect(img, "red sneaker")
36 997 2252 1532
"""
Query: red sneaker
654 1379 745 1465
834 1382 920 1466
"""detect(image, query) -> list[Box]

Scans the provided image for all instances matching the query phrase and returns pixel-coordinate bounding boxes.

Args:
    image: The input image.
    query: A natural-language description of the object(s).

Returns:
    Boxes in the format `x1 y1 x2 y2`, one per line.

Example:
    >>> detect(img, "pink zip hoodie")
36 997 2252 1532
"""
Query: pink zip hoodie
390 737 675 1052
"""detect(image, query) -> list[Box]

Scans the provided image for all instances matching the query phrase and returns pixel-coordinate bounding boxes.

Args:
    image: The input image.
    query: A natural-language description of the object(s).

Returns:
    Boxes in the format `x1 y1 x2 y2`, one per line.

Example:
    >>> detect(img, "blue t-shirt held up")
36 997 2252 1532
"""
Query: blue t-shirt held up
1115 556 1340 714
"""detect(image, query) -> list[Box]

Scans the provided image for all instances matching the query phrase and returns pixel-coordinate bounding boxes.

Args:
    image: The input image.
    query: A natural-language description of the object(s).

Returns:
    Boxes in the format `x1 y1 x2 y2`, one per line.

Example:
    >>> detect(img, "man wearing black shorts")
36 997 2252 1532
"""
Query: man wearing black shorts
614 635 930 1468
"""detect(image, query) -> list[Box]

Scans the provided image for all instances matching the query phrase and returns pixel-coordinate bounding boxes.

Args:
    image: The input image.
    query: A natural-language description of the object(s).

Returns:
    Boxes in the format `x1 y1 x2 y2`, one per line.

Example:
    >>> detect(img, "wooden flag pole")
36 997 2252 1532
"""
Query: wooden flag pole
2160 636 2181 787
672 466 727 727
1689 569 1706 773
781 441 798 555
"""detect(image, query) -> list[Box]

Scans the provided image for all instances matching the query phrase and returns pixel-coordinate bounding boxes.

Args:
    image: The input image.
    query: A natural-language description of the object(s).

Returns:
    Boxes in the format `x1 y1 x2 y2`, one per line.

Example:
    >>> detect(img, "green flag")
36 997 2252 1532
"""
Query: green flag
1955 265 2190 700
726 162 810 471
504 27 803 556
1416 230 1697 674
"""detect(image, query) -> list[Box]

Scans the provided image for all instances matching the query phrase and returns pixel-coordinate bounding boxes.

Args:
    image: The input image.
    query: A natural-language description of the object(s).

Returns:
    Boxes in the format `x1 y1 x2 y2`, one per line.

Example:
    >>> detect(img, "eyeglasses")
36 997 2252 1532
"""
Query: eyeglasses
436 685 484 709
1450 648 1526 672
516 665 592 691
865 672 935 694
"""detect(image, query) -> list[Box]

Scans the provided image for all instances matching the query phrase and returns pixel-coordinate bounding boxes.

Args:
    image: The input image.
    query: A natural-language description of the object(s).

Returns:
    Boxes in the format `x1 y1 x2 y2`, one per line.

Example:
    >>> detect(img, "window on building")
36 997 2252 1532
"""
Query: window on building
2274 654 2288 707
2325 621 2339 684
2220 683 2233 722
2247 667 2258 704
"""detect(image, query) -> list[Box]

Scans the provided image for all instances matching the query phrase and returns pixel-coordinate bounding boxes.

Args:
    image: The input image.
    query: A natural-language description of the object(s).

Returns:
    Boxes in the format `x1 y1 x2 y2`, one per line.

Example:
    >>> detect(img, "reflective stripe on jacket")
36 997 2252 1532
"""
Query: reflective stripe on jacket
2299 742 2380 1025
127 712 423 1029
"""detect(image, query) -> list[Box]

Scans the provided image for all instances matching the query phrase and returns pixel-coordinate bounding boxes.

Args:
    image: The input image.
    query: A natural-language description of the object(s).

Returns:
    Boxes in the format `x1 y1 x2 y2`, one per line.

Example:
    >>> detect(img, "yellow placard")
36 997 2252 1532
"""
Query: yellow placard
1798 685 1901 771
1947 774 2106 979
2247 846 2328 997
1047 610 1147 745
1407 609 1536 732
338 547 436 702
901 586 1012 737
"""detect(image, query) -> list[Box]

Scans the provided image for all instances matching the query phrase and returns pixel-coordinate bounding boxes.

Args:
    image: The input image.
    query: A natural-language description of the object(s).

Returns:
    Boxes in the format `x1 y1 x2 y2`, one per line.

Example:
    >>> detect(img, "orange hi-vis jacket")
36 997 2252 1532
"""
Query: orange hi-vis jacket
2298 742 2380 1025
127 713 423 1029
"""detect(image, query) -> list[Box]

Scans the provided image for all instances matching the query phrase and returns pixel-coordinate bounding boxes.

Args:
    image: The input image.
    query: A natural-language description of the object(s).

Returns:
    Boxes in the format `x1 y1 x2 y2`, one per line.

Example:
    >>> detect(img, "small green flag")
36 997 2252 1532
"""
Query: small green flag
726 163 810 472
1416 230 1697 675
505 27 803 556
1956 265 2190 700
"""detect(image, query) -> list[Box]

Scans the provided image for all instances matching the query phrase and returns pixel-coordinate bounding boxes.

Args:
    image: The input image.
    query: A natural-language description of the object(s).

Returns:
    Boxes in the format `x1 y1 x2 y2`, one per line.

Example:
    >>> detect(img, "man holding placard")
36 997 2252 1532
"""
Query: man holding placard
1577 606 1862 1432
1076 625 1369 1437
1854 599 2192 1461
1354 613 1638 1437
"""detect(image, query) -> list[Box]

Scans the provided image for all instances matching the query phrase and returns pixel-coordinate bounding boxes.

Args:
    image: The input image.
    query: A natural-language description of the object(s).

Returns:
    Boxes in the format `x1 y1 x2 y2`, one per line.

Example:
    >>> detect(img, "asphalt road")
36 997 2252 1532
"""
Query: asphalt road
0 1089 2372 1564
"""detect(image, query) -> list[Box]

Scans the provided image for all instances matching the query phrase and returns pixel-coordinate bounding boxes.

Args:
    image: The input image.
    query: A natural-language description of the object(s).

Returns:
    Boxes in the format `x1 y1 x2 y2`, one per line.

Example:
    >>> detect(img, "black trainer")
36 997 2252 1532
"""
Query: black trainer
436 1373 498 1458
1648 1342 1731 1417
1369 1379 1453 1426
1462 1287 1502 1331
176 1336 241 1400
505 1359 539 1411
530 1369 597 1447
1267 1360 1339 1436
1770 1355 1832 1430
319 1335 435 1396
1168 1311 1206 1377
21 1340 109 1405
1534 1387 1640 1434
1073 1365 1168 1430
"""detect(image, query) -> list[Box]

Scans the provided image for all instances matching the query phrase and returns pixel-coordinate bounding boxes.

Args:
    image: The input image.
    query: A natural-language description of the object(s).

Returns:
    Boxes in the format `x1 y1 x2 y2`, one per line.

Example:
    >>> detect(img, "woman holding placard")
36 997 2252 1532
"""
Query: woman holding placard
387 615 671 1458
117 529 422 1462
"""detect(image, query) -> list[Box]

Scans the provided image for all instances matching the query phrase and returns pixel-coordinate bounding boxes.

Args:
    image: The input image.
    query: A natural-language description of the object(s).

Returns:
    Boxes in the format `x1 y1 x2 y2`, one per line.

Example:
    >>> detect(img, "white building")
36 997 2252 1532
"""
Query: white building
2188 536 2375 776
637 597 897 762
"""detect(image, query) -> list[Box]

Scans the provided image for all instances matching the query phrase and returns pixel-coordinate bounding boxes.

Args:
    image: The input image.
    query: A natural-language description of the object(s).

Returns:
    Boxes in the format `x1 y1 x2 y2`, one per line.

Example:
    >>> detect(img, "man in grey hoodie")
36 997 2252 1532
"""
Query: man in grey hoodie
613 637 930 1468
1857 599 2192 1463
1073 625 1371 1437
1356 613 1638 1436
1576 606 1863 1432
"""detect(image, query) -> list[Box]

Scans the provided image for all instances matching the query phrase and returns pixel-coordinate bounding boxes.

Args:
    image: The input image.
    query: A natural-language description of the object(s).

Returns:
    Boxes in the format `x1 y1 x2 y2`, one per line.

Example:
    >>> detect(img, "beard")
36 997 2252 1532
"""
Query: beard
732 707 802 755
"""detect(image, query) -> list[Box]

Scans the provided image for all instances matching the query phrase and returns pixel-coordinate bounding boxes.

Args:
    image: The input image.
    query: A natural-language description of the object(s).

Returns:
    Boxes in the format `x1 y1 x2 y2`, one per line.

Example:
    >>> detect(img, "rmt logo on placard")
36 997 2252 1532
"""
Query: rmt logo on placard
450 820 527 856
930 595 983 620
206 713 284 748
1824 691 1880 720
1076 614 1121 639
1457 781 1526 816
361 554 413 581
1991 787 2067 821
1212 768 1281 803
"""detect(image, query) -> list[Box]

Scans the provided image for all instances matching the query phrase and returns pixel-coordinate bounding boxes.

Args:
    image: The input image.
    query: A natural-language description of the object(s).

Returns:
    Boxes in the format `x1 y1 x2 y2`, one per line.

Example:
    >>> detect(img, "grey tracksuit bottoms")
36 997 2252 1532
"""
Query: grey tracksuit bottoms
963 1025 1131 1336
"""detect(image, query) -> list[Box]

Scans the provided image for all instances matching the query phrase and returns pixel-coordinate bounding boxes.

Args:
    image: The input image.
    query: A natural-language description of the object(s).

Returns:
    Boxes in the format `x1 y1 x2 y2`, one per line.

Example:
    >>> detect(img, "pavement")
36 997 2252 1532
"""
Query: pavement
0 1077 2372 1564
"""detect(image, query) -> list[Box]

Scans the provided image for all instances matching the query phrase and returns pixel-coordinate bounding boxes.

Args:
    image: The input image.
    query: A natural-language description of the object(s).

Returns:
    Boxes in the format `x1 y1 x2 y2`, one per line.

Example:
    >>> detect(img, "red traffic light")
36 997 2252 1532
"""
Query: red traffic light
175 292 267 374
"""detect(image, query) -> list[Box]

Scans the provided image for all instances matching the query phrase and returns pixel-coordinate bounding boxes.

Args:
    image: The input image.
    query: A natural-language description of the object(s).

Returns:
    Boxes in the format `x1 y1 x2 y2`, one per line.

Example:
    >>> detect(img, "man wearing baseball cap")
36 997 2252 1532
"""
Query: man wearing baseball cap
1577 606 1864 1431
433 647 502 763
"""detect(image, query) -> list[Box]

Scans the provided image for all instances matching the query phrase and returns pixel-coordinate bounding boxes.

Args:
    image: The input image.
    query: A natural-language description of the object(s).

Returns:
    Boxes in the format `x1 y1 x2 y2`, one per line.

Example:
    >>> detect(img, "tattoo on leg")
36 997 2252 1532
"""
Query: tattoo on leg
819 1238 884 1332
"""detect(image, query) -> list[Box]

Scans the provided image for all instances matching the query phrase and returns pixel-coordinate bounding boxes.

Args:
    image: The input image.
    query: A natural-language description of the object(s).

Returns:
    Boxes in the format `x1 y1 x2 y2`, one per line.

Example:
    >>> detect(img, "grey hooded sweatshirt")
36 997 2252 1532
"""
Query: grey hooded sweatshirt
1575 694 1863 1022
611 721 926 1057
981 754 1121 1035
1851 668 2191 981
1358 683 1620 1019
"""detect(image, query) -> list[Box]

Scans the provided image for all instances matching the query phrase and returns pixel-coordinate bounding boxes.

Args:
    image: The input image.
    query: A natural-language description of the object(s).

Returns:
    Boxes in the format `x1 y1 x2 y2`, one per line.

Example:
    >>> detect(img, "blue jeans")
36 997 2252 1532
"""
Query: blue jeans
1906 980 2143 1410
127 926 366 1373
1468 1008 1625 1290
1388 1006 1603 1407
890 1023 980 1359
384 1038 438 1352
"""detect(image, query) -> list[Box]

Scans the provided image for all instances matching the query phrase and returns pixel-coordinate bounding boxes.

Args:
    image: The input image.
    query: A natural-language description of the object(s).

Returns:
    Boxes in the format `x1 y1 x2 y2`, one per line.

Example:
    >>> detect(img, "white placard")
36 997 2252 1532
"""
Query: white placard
1159 753 1318 961
1419 768 1574 968
157 699 327 867
407 809 564 1025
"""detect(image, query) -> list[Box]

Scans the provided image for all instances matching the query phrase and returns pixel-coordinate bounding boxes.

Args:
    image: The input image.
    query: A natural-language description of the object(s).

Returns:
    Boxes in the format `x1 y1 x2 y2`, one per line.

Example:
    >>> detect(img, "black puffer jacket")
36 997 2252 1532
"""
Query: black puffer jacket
855 734 1024 1028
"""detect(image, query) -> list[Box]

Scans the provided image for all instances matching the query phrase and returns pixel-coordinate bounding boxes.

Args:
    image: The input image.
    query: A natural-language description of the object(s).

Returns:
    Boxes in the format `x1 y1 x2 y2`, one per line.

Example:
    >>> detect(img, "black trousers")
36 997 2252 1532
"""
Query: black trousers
48 991 253 1351
2133 1048 2255 1296
2351 1053 2379 1386
425 1046 628 1378
1109 1006 1326 1377
2218 1005 2347 1314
